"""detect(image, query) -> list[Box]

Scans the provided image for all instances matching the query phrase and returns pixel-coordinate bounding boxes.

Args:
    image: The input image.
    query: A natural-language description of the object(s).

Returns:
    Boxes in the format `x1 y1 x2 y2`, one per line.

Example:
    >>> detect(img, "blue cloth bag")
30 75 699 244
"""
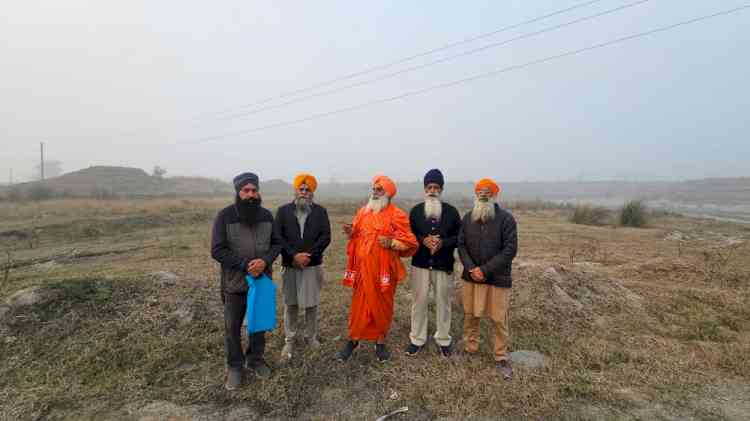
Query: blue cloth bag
245 274 277 334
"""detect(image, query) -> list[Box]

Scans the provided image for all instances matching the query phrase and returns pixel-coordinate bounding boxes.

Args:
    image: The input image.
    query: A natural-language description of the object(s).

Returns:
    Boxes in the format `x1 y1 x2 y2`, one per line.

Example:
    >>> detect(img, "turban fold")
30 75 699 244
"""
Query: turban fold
474 178 500 195
372 174 397 198
233 172 259 193
423 169 444 188
293 173 318 192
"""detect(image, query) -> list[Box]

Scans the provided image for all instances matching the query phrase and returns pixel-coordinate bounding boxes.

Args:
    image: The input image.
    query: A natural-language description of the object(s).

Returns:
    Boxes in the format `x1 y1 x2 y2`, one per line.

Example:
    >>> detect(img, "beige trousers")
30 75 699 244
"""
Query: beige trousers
462 281 511 361
409 267 453 347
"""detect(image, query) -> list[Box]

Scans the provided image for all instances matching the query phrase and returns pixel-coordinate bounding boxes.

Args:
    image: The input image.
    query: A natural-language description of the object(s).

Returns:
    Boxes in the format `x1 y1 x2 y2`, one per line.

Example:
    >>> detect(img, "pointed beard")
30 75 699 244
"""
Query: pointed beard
365 195 388 214
236 195 262 226
424 195 442 220
471 197 495 223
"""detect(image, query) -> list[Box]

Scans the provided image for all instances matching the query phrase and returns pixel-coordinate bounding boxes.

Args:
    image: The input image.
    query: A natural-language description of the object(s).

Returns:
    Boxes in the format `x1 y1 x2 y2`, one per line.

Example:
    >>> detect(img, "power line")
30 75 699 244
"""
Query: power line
184 4 750 145
217 0 651 122
201 0 611 119
65 0 612 142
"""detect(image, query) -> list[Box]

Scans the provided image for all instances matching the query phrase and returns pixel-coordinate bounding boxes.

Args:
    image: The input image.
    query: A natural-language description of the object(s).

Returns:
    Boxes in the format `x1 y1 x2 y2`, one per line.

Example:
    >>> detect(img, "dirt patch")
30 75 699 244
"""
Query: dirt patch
514 263 647 333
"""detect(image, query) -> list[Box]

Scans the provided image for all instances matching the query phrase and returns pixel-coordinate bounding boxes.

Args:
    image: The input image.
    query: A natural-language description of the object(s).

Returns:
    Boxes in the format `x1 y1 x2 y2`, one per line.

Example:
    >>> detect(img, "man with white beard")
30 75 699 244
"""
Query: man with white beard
339 175 418 362
405 169 462 357
458 178 518 380
275 174 331 361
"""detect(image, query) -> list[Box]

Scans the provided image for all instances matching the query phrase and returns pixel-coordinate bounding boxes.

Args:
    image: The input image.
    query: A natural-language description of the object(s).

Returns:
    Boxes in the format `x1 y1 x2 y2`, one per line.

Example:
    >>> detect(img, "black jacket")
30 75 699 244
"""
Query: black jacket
210 204 282 293
275 202 332 268
458 204 518 288
409 202 462 273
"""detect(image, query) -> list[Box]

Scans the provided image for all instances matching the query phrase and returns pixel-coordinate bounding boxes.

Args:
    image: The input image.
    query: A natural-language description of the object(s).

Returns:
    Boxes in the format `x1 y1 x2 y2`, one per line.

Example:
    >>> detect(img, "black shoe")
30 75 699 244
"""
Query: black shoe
248 358 272 378
439 344 452 357
375 344 390 362
405 343 422 356
338 340 358 362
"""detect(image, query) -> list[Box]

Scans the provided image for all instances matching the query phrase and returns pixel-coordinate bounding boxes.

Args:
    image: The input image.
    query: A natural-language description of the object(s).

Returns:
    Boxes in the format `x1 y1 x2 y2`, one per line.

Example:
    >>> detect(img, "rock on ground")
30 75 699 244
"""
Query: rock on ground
5 286 56 307
149 271 179 287
510 350 549 369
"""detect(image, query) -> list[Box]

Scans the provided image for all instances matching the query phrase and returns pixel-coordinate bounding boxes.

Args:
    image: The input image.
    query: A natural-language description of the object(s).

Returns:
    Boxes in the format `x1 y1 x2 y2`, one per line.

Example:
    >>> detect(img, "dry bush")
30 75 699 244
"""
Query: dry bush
569 204 611 226
508 199 572 212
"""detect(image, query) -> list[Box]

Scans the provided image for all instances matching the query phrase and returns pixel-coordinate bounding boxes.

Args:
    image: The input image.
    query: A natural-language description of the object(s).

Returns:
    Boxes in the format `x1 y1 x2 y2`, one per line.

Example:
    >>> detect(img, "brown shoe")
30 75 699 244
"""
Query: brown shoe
498 360 513 380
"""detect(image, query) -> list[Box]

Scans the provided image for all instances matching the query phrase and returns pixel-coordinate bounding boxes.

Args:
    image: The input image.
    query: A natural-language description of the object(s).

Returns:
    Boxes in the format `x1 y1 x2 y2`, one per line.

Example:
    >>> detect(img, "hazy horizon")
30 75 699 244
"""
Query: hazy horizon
2 1 749 184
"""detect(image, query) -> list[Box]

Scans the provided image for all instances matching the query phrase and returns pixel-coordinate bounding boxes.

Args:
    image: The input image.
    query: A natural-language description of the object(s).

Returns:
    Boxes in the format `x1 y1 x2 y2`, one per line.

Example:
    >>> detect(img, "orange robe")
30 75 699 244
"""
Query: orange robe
342 203 418 341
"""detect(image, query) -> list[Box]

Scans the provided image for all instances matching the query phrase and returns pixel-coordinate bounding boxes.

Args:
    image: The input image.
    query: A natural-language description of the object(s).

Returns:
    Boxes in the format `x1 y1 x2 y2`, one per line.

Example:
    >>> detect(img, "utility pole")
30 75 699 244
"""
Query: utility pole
40 142 45 181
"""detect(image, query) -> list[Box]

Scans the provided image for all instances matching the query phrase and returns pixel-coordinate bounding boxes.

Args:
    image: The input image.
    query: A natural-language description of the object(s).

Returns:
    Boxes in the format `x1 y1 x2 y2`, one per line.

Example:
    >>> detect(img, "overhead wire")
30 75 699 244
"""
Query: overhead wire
183 4 750 145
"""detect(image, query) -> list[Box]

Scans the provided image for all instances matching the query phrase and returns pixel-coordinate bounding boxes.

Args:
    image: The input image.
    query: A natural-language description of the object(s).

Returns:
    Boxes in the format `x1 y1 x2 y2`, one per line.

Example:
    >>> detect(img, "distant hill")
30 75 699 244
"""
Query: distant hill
315 178 750 206
1 167 748 211
0 166 234 198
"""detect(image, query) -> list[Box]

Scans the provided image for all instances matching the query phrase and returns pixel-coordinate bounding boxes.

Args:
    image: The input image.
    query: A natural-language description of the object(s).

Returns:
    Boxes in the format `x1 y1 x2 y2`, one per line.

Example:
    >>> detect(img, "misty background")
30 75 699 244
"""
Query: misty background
2 0 749 184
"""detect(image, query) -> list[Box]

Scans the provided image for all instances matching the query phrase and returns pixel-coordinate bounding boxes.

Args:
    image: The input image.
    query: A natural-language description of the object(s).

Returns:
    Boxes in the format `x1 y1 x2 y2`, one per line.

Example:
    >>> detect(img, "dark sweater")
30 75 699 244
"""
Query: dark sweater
409 202 462 273
275 202 332 267
457 204 518 288
210 204 282 294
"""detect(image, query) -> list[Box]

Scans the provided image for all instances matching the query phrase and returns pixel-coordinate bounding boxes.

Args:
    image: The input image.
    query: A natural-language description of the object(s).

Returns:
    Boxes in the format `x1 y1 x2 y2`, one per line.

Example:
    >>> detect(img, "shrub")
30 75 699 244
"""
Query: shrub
620 200 647 227
570 204 611 226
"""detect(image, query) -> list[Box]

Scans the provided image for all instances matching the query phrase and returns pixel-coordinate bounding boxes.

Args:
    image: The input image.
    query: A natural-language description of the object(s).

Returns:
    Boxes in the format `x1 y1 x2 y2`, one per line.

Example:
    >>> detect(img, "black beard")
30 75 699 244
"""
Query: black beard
235 195 262 226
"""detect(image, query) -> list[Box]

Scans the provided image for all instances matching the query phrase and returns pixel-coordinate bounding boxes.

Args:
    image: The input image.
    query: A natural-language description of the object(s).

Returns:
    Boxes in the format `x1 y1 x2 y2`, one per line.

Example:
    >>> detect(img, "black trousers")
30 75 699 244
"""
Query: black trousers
223 291 266 369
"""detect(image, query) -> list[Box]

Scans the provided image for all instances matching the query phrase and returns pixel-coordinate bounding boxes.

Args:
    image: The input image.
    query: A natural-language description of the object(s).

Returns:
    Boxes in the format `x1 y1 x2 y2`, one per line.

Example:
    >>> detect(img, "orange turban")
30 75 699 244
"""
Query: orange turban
293 173 318 192
372 174 397 198
475 178 500 195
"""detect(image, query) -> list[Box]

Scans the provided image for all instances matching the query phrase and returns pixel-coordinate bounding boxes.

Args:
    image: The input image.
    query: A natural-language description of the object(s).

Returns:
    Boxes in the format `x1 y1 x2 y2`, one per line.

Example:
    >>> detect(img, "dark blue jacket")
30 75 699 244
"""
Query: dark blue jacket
409 202 462 273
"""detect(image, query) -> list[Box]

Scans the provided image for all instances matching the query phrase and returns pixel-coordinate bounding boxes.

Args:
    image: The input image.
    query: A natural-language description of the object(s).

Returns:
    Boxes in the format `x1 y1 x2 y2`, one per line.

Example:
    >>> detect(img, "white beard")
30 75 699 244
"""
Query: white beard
424 195 442 220
365 195 389 214
294 196 312 214
471 198 496 223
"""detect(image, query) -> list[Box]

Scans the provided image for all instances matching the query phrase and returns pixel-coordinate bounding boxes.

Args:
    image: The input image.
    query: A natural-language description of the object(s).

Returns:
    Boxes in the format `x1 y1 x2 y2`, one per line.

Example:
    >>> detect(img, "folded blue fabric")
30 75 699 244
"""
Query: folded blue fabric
245 274 276 334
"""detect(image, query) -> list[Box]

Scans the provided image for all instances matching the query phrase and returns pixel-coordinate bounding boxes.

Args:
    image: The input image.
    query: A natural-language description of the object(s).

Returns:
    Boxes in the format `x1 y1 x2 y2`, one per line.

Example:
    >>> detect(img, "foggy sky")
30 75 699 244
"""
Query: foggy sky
2 0 749 184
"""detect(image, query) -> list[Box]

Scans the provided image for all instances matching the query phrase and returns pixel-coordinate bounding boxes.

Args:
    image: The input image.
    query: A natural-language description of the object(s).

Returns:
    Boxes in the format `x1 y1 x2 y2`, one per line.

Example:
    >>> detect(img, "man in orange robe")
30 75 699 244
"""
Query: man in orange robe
338 175 418 362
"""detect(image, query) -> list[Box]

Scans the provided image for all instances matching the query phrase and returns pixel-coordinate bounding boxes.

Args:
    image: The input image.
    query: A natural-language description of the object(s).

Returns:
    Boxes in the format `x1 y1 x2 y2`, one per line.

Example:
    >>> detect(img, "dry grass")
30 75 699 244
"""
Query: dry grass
1 198 749 420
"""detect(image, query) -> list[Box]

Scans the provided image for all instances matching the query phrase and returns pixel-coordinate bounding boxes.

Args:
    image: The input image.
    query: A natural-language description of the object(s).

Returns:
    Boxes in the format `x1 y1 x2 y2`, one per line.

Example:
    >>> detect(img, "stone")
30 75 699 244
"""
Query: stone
510 350 550 369
6 286 53 307
149 271 179 287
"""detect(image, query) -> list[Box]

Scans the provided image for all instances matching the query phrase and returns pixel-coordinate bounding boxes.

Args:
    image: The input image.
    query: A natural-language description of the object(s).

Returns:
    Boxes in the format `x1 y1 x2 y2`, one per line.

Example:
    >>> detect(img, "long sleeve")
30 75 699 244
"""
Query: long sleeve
457 218 476 271
309 208 332 257
441 208 461 250
480 214 518 275
262 217 284 267
391 208 419 258
409 206 426 245
275 207 297 258
211 210 247 272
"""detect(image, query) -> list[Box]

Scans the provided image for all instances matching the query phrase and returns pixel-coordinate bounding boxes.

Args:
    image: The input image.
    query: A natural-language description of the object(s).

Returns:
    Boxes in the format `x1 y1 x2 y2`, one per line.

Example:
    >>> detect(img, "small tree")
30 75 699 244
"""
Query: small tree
620 200 647 227
152 166 167 179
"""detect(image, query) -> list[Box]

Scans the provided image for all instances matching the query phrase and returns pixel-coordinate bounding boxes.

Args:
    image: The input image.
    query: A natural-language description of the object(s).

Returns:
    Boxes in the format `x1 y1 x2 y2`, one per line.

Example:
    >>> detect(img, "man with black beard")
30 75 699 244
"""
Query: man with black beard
406 169 461 357
275 173 331 361
458 178 518 380
211 172 282 390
